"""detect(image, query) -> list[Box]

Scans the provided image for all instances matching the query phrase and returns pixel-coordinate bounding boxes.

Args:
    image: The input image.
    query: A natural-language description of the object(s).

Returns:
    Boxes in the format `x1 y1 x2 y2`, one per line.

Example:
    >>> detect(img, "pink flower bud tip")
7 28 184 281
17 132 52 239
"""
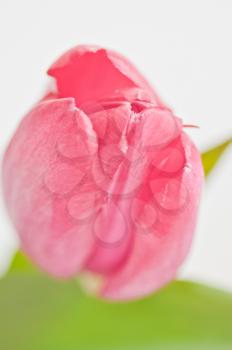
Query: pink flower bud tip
2 45 204 300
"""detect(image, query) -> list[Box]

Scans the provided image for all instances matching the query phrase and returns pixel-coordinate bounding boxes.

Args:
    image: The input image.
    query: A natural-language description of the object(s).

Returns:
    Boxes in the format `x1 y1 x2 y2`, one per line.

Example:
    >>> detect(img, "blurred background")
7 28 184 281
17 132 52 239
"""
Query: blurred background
0 0 231 290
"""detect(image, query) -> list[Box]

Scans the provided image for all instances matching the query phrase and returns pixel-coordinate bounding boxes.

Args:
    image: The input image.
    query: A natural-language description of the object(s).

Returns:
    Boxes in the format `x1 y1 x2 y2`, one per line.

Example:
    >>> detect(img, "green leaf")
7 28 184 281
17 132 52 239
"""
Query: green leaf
8 251 37 273
201 138 232 177
0 273 232 350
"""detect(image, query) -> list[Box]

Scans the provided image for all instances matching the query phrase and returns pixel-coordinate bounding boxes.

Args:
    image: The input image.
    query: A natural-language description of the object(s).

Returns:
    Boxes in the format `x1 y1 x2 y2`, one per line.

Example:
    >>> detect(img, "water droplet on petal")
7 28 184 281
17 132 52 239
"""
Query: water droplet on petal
68 192 100 220
93 201 127 246
141 109 181 148
57 133 90 159
152 147 185 174
131 199 157 229
44 163 84 195
92 144 146 196
99 144 125 177
150 178 188 212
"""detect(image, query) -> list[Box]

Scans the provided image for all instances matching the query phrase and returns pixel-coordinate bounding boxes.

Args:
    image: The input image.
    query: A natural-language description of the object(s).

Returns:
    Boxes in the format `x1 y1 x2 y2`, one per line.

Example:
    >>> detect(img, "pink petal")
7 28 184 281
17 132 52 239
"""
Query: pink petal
2 98 97 277
88 103 131 144
67 191 102 221
57 132 95 159
47 45 163 107
131 199 158 231
152 146 186 174
86 199 133 274
92 144 147 197
101 133 203 300
140 108 182 149
44 163 84 195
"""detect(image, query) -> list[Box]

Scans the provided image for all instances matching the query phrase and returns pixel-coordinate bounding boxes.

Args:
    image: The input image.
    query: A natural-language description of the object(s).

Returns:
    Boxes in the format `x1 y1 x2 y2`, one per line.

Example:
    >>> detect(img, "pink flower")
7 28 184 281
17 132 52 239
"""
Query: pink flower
2 45 203 300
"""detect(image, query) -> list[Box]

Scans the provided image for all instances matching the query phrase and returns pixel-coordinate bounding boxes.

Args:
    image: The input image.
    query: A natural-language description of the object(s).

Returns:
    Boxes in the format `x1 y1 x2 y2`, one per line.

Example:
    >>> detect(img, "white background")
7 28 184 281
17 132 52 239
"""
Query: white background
0 0 231 290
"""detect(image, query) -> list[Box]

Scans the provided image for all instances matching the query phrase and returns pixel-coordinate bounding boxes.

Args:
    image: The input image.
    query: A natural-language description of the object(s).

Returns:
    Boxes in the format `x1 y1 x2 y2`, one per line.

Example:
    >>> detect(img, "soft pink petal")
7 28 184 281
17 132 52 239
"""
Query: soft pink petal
139 108 182 149
3 98 97 277
86 106 184 276
47 45 163 107
86 199 133 274
101 133 203 300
